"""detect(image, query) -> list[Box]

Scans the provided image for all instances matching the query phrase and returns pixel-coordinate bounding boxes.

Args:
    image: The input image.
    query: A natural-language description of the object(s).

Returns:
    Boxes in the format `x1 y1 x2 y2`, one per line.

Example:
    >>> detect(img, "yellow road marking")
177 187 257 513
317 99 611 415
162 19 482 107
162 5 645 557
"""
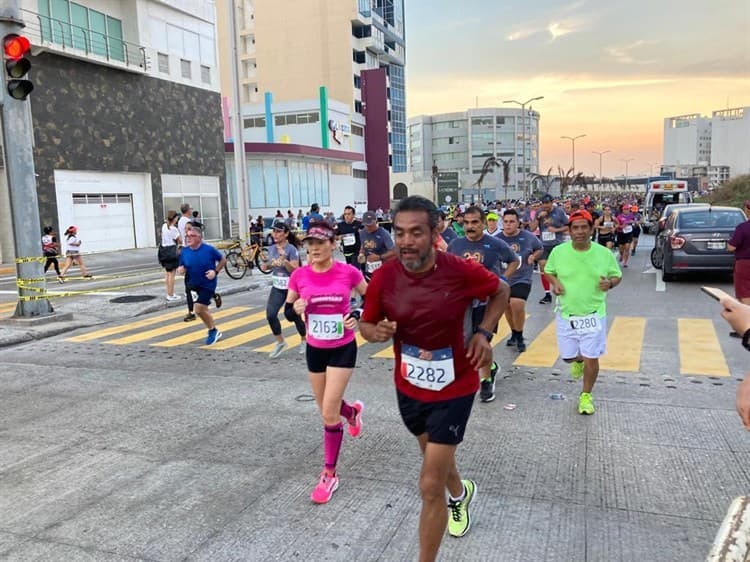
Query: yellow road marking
513 319 558 367
103 307 249 344
67 309 192 342
154 311 266 347
253 321 301 352
678 318 729 376
599 316 646 372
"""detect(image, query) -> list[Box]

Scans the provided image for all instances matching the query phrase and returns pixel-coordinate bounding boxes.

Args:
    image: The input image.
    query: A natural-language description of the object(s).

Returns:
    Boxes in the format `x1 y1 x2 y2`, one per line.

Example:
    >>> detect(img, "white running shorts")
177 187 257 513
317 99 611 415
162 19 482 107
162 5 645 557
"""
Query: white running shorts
555 313 607 360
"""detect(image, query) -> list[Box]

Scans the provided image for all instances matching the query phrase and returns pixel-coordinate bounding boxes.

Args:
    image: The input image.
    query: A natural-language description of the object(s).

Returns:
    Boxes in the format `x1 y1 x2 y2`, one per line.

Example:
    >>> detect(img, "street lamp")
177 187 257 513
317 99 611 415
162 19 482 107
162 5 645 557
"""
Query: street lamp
560 134 586 174
592 150 611 191
502 95 544 199
646 162 660 178
621 158 634 191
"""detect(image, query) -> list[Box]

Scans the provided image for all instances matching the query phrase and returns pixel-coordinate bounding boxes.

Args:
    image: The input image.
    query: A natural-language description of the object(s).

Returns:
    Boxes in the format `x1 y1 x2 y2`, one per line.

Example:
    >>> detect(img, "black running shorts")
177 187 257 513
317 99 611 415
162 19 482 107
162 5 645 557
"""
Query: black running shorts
306 339 357 373
397 391 475 445
509 283 531 300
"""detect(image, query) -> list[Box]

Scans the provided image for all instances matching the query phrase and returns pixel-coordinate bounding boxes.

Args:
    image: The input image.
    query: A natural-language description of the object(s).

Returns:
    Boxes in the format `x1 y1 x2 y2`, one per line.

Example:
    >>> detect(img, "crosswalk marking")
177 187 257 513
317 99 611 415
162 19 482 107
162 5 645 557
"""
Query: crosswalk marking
154 311 267 347
678 318 730 377
599 316 647 372
514 320 558 367
0 301 16 317
67 309 190 342
61 311 738 378
103 307 249 345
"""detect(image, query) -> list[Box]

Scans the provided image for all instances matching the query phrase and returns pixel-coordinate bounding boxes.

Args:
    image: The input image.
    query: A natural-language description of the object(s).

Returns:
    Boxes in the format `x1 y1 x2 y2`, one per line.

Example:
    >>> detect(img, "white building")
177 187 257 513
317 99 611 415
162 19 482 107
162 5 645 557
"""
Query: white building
663 114 712 167
407 107 541 202
711 107 750 177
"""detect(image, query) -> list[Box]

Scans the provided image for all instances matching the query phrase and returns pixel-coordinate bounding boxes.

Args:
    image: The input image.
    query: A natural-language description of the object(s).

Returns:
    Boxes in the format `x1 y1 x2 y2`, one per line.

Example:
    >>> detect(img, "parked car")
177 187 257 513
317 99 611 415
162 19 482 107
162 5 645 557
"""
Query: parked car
653 203 710 235
651 206 746 282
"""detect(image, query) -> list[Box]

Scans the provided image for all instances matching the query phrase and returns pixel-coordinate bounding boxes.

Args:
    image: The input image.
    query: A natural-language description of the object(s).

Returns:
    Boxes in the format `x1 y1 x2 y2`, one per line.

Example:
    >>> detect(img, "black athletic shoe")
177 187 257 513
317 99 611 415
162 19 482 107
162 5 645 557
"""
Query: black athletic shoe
516 338 527 353
214 293 222 309
479 377 496 403
539 293 552 304
506 333 518 346
184 312 197 322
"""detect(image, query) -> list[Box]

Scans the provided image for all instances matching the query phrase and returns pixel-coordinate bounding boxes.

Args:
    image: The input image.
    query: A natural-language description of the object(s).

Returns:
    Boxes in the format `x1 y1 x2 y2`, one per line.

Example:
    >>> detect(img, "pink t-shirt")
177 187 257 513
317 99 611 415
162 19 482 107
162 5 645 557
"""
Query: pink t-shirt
288 261 364 349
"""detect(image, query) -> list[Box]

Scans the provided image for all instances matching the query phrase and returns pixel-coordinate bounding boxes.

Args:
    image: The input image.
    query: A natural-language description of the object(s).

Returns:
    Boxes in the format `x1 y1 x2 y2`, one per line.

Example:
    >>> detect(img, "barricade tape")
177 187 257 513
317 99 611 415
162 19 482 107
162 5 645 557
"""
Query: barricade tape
14 256 45 263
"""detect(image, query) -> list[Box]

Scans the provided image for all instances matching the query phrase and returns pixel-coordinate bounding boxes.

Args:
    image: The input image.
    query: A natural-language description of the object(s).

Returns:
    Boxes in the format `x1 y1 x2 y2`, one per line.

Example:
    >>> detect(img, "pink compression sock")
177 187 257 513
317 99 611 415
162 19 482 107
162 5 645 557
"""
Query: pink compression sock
324 423 344 473
340 400 354 421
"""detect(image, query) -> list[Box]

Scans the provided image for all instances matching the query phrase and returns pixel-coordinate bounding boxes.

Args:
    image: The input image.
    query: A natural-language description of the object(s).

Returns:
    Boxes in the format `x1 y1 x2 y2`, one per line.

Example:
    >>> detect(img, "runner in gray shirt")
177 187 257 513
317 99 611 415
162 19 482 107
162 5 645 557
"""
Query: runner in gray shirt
495 209 544 352
529 194 568 304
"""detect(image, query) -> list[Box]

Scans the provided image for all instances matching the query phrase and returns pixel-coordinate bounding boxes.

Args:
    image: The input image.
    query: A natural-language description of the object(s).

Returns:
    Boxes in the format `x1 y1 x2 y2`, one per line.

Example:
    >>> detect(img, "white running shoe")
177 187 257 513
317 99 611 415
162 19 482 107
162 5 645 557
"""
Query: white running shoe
166 294 181 302
298 341 306 354
269 341 287 359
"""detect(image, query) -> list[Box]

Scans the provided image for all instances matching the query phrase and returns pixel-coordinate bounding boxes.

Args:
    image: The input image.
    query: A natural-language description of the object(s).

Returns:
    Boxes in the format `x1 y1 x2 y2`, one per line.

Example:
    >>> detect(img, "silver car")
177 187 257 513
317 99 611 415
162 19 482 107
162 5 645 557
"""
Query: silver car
652 206 746 282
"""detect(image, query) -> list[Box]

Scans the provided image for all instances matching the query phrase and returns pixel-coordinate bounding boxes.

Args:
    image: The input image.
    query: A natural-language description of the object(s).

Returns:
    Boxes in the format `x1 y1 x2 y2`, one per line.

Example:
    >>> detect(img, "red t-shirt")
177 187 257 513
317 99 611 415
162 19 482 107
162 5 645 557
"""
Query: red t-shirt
362 251 501 402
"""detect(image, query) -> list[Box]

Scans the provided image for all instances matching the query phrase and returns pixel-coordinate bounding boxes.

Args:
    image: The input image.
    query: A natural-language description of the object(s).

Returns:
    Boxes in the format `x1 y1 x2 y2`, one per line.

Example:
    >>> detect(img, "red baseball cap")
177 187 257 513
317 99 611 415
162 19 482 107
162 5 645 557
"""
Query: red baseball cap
568 210 593 225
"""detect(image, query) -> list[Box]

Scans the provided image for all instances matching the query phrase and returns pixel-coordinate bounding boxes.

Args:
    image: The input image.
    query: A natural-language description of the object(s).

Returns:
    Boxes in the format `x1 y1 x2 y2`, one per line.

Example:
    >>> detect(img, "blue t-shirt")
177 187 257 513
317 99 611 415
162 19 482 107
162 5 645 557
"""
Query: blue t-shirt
302 215 311 231
538 206 569 246
440 226 458 245
179 243 223 290
447 234 518 277
360 227 394 257
495 231 543 285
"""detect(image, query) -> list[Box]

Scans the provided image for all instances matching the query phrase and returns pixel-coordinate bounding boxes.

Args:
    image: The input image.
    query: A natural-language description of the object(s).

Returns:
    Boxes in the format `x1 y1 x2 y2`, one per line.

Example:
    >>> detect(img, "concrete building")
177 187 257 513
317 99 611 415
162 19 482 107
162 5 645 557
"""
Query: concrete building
407 107 541 203
663 114 712 167
215 0 406 216
710 107 750 177
0 0 227 263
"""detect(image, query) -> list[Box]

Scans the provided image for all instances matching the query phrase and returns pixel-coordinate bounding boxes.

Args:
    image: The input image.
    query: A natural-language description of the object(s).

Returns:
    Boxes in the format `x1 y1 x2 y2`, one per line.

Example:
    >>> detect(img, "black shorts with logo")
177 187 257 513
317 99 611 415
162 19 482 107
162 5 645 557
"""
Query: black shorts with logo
397 390 475 445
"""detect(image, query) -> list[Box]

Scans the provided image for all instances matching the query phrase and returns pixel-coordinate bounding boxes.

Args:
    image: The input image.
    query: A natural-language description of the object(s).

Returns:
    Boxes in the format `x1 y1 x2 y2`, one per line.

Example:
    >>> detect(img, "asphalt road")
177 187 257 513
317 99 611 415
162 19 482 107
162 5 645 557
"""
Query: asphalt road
0 235 747 561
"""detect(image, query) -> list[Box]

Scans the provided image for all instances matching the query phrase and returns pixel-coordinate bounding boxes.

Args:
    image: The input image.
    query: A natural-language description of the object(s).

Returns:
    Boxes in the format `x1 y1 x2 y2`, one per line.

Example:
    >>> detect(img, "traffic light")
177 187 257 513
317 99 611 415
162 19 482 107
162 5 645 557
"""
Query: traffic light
4 34 33 100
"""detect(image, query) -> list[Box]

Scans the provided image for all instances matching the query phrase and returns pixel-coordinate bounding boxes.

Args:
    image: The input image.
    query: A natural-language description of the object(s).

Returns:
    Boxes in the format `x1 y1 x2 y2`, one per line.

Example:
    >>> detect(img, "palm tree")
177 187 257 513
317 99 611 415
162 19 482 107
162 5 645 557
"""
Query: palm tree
473 157 502 203
558 166 586 198
528 167 555 195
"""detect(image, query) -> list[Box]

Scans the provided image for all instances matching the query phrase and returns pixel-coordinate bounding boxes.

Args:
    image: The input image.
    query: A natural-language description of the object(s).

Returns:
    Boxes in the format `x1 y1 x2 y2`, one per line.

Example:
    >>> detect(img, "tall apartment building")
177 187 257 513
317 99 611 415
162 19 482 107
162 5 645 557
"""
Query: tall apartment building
710 107 750 177
663 114 712 166
407 107 541 201
216 0 405 215
0 0 227 263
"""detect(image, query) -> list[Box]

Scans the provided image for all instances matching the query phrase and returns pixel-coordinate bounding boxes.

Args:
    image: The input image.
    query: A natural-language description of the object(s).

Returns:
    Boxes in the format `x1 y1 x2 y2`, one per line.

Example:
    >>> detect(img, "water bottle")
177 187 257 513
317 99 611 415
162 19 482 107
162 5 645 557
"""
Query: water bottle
549 393 566 400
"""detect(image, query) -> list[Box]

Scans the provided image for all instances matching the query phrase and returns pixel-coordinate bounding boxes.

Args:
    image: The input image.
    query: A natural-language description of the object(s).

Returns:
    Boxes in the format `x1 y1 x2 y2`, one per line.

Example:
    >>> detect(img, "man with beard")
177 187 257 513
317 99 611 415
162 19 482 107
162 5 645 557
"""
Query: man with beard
544 210 621 415
448 206 518 403
360 196 509 562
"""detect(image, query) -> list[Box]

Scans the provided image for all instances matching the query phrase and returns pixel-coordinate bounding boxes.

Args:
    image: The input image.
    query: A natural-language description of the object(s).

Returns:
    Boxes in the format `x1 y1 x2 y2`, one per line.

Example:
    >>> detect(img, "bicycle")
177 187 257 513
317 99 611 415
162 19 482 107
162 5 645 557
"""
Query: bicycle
222 238 271 279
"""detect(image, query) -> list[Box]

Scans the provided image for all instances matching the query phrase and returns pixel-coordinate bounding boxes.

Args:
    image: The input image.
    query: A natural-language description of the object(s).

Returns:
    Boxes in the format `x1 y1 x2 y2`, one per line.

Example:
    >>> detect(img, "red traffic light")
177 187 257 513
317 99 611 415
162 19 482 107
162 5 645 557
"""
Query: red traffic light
4 34 30 61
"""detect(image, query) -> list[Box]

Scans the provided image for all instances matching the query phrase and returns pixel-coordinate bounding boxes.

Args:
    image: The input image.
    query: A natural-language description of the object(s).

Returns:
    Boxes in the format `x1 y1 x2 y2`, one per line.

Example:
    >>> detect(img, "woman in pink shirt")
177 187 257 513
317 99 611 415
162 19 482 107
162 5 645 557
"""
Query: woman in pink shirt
287 221 368 504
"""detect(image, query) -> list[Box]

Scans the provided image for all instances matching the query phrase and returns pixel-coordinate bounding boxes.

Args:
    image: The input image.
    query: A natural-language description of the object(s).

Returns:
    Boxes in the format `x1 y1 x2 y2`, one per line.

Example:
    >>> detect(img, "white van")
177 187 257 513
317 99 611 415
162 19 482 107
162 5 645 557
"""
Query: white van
643 180 692 233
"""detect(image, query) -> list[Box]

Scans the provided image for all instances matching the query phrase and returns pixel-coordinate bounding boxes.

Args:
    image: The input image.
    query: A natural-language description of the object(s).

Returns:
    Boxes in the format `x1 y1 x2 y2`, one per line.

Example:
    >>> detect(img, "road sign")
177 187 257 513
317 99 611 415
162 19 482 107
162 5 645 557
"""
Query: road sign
437 172 459 204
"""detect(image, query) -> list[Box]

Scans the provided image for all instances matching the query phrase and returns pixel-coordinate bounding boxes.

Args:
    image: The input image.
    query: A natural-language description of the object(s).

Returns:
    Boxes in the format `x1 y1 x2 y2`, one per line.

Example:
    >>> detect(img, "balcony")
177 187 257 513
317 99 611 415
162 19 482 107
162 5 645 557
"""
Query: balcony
22 9 147 72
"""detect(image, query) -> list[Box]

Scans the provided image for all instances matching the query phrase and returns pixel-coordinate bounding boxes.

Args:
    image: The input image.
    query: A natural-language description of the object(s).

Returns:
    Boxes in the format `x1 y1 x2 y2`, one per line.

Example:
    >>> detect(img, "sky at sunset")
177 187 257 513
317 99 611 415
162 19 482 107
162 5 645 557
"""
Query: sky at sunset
403 0 750 178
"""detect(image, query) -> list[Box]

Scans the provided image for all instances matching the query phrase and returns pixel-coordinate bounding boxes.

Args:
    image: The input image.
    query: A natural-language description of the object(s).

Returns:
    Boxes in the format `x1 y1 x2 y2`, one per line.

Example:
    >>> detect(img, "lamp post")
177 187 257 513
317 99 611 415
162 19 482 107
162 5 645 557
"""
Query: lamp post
502 95 544 199
560 134 586 174
621 158 634 192
592 150 611 191
646 161 659 178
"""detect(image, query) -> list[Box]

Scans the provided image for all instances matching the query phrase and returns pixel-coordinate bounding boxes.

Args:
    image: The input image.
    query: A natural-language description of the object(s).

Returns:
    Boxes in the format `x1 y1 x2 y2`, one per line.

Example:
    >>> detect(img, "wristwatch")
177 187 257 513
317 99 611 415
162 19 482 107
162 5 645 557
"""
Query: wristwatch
742 328 750 352
475 327 493 342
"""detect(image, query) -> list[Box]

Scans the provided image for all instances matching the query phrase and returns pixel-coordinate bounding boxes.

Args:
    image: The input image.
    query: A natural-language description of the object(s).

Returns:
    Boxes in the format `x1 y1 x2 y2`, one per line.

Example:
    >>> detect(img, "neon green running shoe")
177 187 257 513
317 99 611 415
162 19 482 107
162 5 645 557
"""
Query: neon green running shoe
578 392 595 415
447 479 477 537
571 361 584 380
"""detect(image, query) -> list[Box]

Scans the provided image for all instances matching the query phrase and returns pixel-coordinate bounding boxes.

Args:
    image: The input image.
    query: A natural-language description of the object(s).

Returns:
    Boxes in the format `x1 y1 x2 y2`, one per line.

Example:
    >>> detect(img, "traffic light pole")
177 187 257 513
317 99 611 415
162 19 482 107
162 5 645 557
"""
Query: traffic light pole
0 2 53 318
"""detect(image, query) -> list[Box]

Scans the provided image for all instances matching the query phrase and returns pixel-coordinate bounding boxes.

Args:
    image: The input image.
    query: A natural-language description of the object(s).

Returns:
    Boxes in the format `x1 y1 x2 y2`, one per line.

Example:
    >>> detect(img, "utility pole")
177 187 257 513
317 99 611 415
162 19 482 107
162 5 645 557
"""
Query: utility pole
1 1 53 317
228 0 249 239
621 158 634 192
592 150 611 191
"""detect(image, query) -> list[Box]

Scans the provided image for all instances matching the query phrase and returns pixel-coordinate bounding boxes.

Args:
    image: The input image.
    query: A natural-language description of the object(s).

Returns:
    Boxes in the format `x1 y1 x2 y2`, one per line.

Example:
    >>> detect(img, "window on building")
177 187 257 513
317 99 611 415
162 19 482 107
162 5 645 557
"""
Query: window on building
157 52 169 73
355 100 363 114
331 163 351 175
471 117 493 126
200 65 210 84
351 124 364 136
354 74 361 89
353 50 366 64
180 59 191 79
353 168 367 179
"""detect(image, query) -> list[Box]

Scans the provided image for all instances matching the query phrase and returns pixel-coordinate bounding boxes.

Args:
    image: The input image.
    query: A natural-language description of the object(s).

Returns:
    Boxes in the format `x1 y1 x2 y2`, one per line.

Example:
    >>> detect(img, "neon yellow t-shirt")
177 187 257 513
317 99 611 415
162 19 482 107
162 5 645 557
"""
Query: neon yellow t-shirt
544 241 622 318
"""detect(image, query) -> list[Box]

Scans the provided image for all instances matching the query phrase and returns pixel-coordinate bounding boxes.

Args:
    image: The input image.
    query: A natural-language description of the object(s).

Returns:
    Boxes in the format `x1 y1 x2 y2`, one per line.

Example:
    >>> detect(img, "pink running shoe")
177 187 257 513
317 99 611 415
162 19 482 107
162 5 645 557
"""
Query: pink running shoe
311 471 339 504
347 401 364 438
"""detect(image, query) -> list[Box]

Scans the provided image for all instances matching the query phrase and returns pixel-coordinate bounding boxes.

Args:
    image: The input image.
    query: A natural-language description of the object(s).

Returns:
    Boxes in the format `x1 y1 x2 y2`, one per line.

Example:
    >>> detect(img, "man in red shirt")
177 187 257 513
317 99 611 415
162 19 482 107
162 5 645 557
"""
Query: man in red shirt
360 196 509 562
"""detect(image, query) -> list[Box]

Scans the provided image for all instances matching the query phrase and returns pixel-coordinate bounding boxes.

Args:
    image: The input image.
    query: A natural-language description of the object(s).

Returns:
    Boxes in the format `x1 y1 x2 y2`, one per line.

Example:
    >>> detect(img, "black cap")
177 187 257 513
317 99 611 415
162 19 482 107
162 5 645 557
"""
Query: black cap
541 193 553 203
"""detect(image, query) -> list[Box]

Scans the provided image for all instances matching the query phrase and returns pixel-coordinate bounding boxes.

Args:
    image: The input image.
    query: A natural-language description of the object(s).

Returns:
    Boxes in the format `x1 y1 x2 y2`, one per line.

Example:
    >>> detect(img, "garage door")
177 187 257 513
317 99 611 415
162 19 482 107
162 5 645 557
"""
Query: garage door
71 193 136 252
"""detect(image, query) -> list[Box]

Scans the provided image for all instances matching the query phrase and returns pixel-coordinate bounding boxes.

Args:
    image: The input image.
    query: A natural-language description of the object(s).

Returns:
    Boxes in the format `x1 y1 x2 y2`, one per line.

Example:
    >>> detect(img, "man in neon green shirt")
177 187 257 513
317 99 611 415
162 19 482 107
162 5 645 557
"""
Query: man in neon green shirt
543 210 622 415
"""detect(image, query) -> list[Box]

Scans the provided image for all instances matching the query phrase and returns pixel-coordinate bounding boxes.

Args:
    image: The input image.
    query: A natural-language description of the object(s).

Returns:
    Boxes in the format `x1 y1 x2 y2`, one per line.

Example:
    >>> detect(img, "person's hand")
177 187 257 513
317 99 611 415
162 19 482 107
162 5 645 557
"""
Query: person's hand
293 298 308 315
177 266 185 275
552 282 565 296
366 254 380 263
343 313 359 330
205 269 217 280
357 253 366 264
466 334 493 370
527 254 536 265
737 376 750 429
372 319 397 342
720 296 750 335
598 276 611 292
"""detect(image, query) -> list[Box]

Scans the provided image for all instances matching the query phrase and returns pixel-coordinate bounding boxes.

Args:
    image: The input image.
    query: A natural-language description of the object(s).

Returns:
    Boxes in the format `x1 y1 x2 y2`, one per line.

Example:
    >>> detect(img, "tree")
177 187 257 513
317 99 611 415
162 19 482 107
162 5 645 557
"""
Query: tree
558 166 586 198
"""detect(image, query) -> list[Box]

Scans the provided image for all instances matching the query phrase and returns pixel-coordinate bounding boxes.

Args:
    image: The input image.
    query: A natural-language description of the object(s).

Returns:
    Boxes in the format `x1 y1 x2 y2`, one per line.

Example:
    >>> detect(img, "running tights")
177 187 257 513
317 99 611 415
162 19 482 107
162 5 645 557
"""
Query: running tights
267 287 306 336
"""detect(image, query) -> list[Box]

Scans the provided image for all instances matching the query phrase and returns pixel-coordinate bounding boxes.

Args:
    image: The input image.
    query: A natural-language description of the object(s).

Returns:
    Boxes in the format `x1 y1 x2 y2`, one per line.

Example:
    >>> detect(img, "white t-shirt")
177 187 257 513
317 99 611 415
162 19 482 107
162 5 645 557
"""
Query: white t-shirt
177 216 190 242
161 224 180 246
66 235 82 253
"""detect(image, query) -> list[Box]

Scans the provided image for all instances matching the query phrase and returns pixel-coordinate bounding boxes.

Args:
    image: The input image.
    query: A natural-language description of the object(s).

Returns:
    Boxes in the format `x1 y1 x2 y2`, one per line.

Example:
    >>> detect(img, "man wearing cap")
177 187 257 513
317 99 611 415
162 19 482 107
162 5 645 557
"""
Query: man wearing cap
336 205 362 267
543 210 621 415
484 212 502 237
358 211 395 278
530 194 569 304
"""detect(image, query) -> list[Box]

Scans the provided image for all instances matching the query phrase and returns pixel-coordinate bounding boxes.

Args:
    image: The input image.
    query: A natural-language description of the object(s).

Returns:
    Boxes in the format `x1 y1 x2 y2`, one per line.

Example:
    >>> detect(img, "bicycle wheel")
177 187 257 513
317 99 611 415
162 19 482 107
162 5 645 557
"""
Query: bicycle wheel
224 250 248 279
255 246 271 274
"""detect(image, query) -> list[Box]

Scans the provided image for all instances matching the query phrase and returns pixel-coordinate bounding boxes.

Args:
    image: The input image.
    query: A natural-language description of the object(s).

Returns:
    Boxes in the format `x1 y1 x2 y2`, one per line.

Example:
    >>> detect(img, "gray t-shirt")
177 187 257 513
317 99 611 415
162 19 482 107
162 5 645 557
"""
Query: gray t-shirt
495 231 543 286
537 206 568 246
267 243 300 290
359 227 394 257
447 234 518 277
